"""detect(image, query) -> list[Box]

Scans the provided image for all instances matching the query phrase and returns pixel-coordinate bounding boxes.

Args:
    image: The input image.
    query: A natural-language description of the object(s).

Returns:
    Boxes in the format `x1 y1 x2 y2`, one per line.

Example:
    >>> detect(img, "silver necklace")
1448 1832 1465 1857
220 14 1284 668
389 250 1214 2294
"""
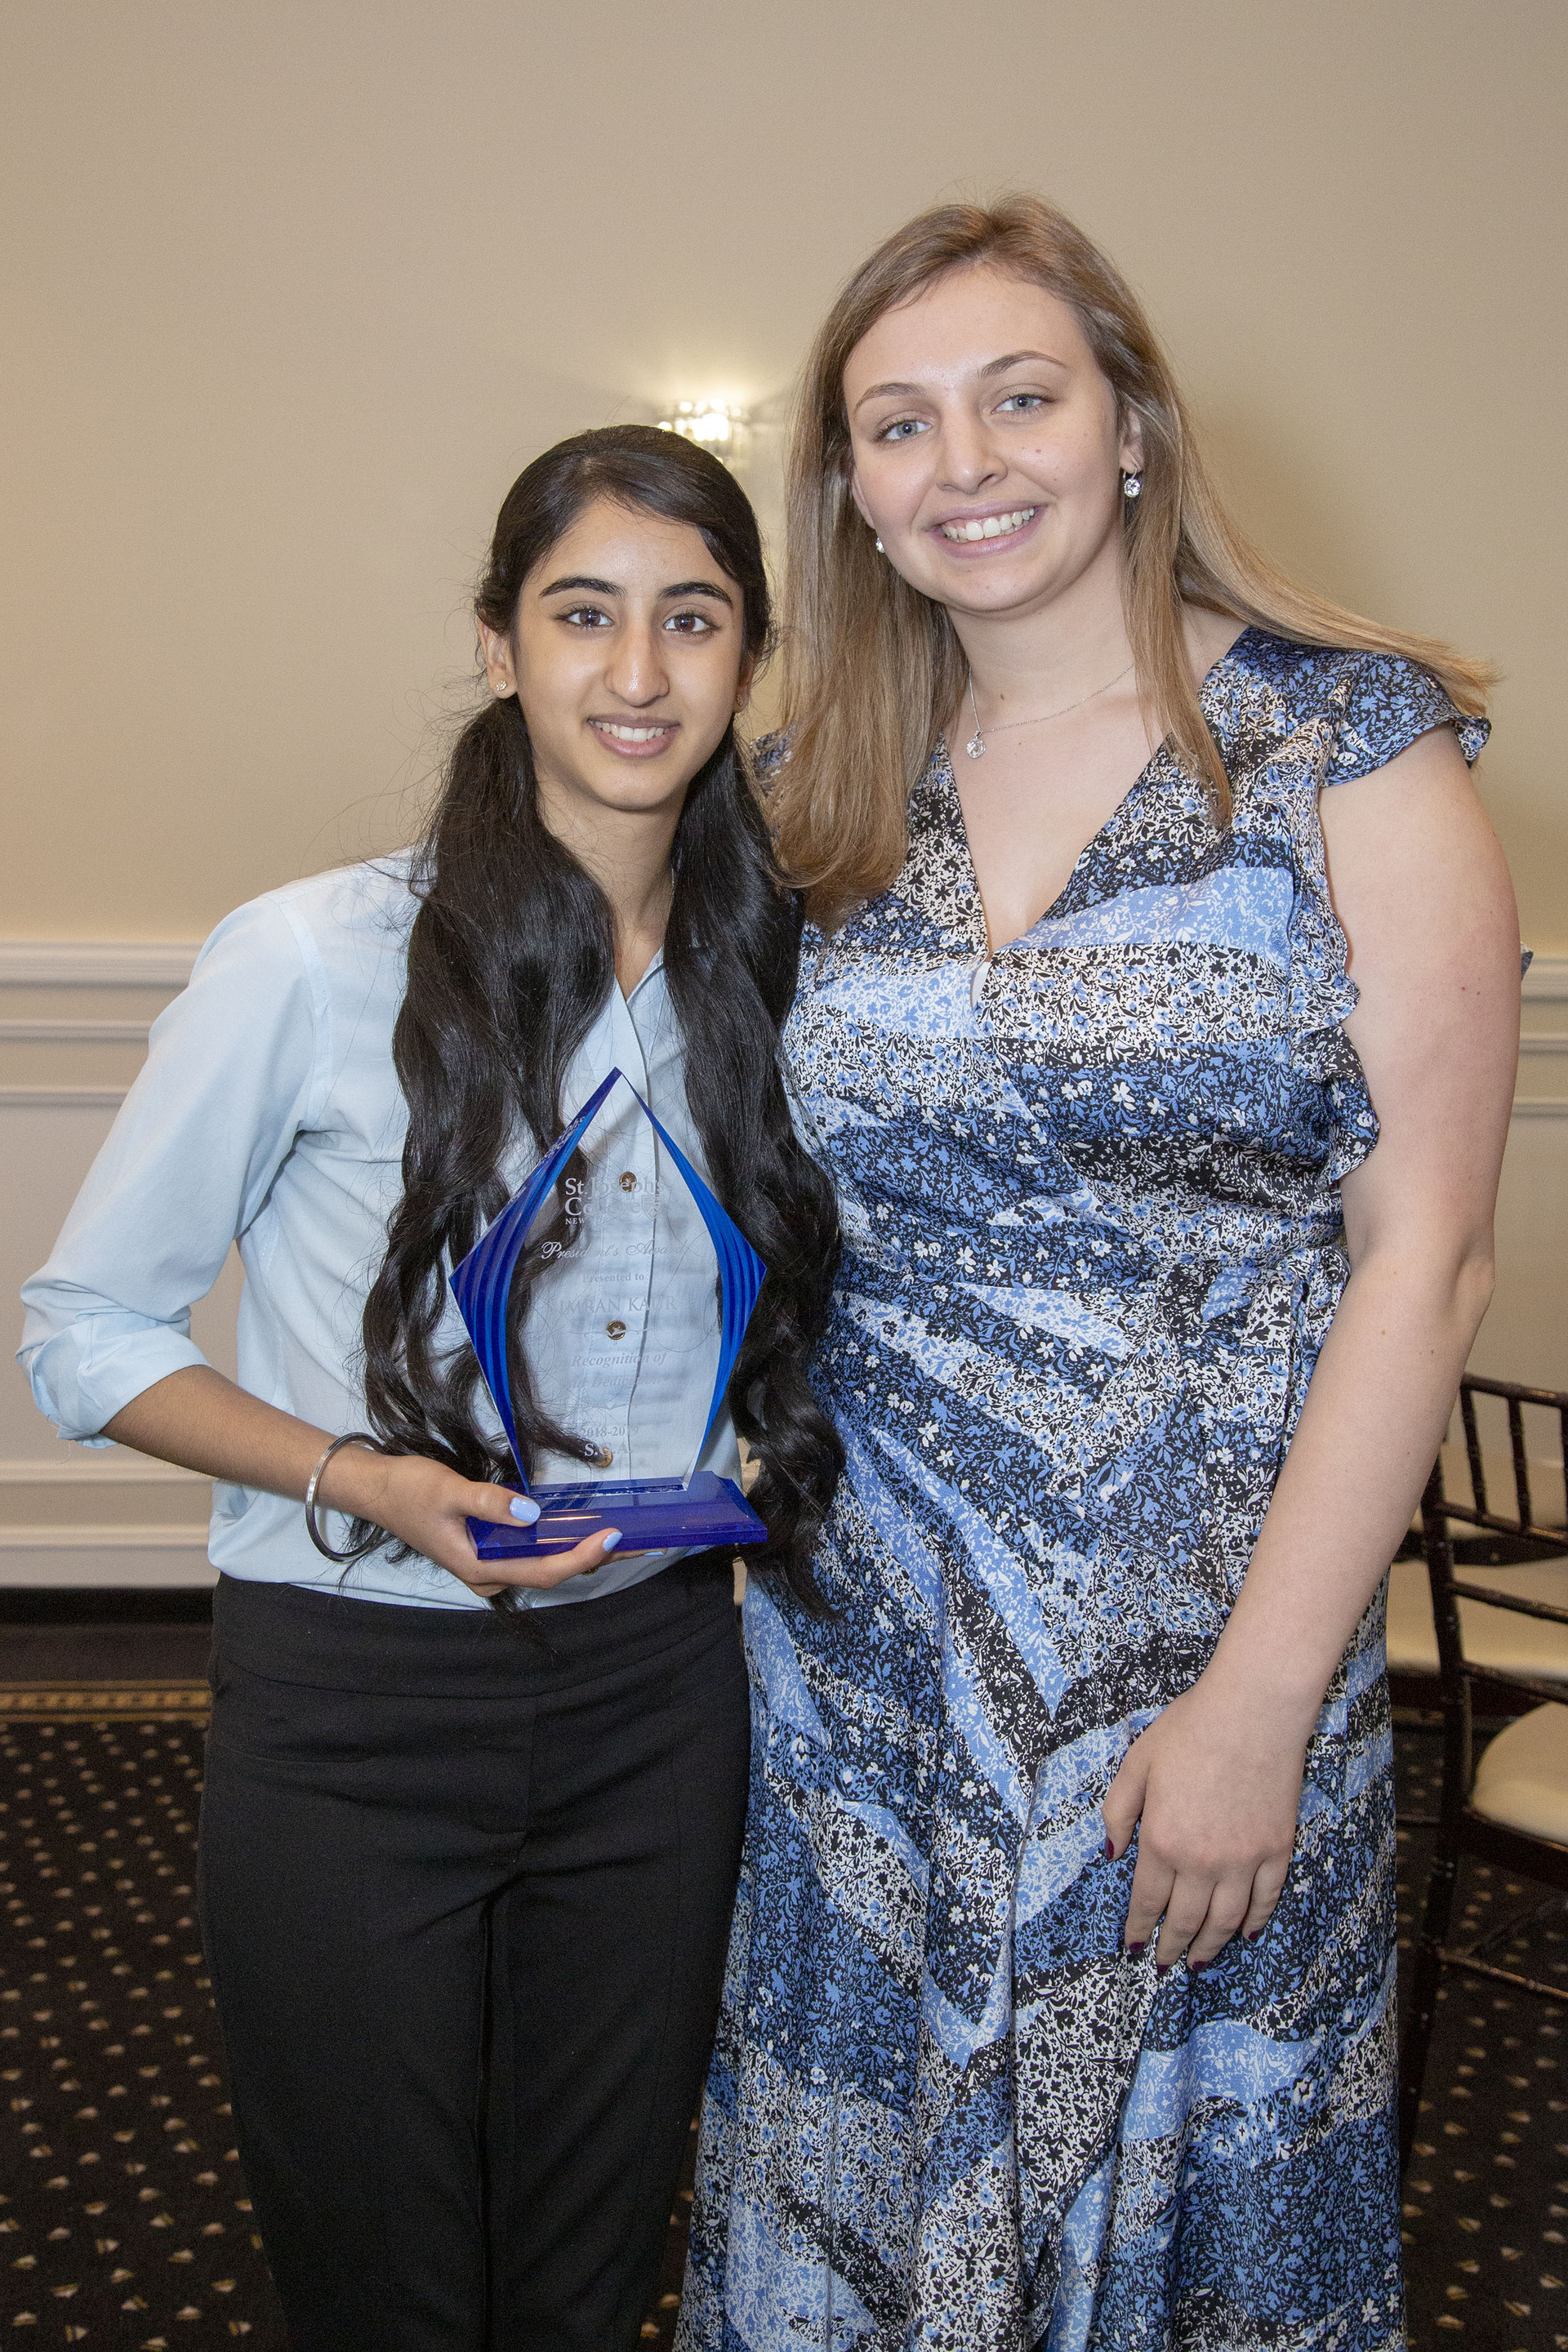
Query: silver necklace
964 659 1135 760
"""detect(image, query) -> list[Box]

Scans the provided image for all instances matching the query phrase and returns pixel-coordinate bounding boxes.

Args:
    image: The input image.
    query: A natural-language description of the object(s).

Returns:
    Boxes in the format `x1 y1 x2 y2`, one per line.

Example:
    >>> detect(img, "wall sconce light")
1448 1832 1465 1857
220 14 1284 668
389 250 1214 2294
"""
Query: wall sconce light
657 399 745 449
651 398 784 518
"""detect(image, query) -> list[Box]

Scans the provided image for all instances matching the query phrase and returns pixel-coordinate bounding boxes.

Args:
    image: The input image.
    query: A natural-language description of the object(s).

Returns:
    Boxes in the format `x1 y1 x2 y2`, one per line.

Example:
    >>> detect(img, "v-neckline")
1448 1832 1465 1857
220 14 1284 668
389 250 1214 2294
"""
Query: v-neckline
934 626 1257 957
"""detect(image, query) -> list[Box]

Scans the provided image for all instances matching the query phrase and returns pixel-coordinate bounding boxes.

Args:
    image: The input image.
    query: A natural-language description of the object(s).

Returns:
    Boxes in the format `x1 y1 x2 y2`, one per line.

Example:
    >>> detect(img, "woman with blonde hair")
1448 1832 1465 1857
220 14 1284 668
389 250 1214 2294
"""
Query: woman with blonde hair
678 198 1520 2349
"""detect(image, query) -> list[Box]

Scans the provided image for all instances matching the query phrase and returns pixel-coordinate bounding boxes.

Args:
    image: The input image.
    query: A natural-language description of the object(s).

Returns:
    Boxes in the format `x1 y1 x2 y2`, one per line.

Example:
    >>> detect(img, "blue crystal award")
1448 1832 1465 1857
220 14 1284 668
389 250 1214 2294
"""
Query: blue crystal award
448 1068 768 1559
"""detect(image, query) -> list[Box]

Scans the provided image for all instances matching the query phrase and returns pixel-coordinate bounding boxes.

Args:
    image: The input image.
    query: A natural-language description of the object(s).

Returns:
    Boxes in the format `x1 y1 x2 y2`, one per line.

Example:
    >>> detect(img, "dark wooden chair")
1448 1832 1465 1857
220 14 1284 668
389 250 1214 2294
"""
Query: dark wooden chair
1398 1374 1568 2168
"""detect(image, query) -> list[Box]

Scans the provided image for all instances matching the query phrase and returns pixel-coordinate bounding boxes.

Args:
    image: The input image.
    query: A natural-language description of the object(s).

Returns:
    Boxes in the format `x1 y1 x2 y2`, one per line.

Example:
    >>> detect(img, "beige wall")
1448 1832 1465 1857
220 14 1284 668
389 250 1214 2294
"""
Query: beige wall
2 0 1562 945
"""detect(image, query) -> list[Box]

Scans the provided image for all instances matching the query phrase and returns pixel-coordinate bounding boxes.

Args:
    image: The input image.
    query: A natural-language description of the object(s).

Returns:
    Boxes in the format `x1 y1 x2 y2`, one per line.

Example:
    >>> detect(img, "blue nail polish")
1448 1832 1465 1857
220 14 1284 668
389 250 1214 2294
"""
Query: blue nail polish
600 1530 622 1552
509 1495 541 1523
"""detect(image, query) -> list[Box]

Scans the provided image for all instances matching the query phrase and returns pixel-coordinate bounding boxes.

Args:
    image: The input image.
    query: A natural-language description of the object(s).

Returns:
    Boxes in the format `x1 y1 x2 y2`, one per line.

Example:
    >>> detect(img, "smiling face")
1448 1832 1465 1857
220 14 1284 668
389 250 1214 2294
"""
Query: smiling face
478 494 751 845
843 264 1143 626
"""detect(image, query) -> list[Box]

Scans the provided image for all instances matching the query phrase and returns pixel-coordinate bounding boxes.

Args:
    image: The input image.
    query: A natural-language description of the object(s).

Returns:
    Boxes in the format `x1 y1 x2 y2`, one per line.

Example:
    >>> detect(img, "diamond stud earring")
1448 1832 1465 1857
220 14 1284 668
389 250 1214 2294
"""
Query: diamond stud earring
1121 471 1143 501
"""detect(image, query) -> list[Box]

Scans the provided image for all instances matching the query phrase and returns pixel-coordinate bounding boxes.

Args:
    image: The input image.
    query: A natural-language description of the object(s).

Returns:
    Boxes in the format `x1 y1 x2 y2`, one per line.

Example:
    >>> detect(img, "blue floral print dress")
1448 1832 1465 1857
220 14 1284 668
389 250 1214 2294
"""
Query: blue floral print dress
678 632 1488 2352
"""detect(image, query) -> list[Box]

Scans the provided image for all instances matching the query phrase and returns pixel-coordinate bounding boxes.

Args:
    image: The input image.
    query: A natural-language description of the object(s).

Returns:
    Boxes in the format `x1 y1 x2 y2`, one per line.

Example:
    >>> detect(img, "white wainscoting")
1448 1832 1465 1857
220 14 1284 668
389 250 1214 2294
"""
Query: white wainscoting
2 942 1564 1587
0 942 222 1585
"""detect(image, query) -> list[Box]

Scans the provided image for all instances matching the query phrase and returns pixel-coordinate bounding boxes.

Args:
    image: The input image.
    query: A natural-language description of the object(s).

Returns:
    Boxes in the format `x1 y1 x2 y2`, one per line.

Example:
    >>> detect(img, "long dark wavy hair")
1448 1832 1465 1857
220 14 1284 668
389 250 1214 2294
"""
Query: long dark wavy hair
358 425 842 1603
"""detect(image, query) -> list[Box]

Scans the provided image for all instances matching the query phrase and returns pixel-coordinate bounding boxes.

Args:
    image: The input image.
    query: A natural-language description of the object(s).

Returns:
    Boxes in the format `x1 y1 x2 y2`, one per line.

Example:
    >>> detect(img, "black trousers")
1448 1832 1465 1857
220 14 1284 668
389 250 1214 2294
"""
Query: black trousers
198 1559 749 2352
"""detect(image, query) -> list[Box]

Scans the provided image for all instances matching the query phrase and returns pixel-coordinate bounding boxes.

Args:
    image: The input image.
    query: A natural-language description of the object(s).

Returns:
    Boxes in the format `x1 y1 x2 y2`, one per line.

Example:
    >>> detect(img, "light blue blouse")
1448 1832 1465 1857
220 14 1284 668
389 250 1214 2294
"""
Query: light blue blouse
19 856 743 1610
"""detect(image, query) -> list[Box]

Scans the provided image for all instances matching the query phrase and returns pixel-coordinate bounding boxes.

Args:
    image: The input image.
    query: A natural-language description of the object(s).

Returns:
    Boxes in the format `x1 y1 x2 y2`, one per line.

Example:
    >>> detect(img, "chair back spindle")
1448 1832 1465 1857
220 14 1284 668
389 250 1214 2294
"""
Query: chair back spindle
1459 1385 1488 1519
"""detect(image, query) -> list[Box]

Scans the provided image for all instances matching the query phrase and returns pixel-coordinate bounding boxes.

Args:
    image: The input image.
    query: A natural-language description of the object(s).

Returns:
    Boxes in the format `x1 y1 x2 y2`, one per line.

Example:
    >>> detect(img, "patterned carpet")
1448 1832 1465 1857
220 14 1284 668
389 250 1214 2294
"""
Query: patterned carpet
1395 1726 1568 2352
3 1685 1567 2347
0 1706 288 2345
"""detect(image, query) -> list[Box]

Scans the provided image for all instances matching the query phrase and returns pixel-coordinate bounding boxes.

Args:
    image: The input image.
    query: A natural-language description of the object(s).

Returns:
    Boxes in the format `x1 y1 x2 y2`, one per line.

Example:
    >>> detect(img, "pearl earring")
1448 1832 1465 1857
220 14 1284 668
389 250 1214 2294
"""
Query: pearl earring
1121 471 1143 501
875 537 884 553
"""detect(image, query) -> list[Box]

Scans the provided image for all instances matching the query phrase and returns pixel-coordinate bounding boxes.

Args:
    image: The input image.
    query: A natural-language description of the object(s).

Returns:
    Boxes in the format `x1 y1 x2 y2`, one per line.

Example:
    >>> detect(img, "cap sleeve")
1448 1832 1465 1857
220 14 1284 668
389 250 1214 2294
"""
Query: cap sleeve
1328 651 1490 784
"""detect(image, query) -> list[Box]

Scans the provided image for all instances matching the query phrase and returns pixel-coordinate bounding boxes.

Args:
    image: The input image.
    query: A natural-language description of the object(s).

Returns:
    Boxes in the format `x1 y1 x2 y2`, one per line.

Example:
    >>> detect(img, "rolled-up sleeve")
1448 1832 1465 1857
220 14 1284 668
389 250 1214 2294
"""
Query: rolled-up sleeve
19 895 325 1442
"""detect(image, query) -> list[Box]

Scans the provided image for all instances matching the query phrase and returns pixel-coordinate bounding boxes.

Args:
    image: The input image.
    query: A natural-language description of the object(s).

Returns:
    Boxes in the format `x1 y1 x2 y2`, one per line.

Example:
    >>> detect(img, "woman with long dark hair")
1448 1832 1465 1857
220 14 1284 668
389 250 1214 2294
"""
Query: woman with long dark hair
20 425 840 2350
679 201 1520 2348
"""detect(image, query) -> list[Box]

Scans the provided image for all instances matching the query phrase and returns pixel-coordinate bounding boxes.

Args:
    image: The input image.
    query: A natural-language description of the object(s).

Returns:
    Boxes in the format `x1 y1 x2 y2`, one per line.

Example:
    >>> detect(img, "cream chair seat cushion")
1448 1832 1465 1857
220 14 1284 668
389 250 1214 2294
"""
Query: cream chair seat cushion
1470 1703 1568 1846
1385 1557 1568 1682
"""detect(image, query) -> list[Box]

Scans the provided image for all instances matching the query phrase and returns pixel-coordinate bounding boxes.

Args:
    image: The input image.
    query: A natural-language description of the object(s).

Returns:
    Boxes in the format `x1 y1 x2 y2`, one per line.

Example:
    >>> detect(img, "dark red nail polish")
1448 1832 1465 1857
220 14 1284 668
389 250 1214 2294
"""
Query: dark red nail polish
1125 1940 1145 1958
1104 1838 1116 1861
1244 1929 1262 1943
1156 1962 1173 1976
1190 1960 1208 1973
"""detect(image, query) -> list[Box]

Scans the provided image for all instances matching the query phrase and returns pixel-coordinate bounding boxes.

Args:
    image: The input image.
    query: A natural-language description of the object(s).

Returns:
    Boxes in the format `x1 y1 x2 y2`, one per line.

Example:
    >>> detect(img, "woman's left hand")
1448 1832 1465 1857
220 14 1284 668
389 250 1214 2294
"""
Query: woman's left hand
1101 1673 1310 1967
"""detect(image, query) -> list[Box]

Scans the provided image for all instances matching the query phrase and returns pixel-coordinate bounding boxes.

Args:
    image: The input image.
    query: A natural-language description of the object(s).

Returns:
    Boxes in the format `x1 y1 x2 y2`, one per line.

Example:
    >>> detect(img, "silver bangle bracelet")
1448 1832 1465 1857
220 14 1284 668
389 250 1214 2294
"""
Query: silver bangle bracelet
304 1430 387 1562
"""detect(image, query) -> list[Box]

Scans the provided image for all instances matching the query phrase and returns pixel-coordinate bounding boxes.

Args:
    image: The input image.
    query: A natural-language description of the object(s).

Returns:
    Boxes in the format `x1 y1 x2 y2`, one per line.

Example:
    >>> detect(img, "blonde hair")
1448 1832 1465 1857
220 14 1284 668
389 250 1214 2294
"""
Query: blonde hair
769 195 1493 924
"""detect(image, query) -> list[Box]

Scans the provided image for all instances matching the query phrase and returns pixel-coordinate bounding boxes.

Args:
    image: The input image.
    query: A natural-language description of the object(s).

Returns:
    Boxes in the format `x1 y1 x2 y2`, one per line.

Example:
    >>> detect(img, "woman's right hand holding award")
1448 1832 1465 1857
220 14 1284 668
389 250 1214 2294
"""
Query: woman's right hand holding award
311 1437 626 1597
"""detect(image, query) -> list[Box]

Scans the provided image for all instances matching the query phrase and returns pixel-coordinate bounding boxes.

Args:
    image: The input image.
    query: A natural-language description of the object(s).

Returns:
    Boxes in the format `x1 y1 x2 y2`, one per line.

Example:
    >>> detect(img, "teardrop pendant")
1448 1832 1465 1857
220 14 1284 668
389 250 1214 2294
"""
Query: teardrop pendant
964 671 986 760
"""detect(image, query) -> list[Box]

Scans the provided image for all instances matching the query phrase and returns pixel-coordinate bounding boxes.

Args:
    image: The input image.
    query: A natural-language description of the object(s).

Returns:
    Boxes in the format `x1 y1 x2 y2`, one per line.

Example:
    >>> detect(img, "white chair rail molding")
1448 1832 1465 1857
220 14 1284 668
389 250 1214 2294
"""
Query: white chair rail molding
2 940 1565 1588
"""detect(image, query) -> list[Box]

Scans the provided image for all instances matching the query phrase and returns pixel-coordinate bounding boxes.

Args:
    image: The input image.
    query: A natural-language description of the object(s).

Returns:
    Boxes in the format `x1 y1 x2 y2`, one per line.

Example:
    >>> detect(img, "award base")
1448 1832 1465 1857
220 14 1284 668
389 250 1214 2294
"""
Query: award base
468 1471 765 1561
